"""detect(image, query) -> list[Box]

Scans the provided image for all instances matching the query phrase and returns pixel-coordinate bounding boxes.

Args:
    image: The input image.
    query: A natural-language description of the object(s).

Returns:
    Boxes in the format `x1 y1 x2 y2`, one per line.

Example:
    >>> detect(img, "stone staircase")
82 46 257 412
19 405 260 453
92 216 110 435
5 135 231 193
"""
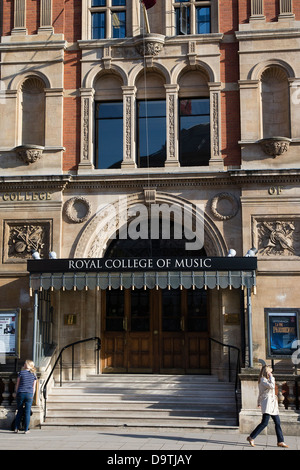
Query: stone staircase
42 374 239 430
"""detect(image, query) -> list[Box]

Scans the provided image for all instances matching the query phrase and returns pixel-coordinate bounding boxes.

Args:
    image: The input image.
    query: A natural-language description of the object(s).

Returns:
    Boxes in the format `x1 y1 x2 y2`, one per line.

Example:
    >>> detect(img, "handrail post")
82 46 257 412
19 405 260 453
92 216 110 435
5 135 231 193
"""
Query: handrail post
60 355 63 386
72 344 74 380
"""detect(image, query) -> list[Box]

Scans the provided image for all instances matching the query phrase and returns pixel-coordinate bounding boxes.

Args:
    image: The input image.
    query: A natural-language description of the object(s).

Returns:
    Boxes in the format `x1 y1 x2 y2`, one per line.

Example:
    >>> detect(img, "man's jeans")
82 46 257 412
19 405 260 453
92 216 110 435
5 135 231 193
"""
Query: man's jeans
250 413 284 443
15 393 33 432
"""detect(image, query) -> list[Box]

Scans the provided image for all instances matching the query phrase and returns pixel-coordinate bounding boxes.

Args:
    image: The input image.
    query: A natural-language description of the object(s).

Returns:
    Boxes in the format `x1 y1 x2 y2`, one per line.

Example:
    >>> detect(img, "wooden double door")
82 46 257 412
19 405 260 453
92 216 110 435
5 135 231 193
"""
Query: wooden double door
101 288 209 374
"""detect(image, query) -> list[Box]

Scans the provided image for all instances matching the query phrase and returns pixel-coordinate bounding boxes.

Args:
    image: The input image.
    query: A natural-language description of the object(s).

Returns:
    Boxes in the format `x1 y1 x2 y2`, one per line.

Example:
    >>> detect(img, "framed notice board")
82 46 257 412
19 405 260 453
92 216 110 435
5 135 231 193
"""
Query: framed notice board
265 308 299 359
0 309 21 360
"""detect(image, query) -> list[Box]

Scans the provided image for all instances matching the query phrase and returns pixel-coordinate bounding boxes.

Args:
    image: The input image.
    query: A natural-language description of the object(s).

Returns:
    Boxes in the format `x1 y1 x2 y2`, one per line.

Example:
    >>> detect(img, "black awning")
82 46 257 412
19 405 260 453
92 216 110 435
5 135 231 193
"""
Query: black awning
29 270 256 292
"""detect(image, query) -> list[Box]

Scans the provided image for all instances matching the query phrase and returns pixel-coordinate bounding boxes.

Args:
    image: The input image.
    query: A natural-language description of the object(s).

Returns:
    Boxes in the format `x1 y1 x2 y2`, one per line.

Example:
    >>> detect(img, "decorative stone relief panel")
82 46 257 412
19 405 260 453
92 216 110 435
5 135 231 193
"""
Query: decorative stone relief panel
253 216 300 257
3 220 52 263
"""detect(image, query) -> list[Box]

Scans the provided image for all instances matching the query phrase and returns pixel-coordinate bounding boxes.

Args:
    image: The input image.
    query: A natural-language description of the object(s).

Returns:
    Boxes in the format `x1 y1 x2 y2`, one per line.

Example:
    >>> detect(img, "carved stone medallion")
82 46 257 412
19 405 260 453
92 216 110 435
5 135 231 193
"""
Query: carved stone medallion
210 193 239 220
64 197 91 223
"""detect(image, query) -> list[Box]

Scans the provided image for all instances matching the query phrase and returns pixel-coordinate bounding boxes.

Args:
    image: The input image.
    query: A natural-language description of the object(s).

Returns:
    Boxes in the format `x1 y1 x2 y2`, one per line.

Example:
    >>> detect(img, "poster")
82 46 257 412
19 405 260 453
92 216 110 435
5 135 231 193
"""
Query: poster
0 310 21 359
267 310 299 357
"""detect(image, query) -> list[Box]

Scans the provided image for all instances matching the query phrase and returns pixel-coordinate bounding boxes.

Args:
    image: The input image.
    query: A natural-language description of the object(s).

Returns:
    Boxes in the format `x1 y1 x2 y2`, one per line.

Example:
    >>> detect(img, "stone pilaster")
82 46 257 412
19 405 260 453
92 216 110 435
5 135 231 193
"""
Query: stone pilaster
78 88 95 172
165 84 180 167
12 0 27 35
121 86 137 169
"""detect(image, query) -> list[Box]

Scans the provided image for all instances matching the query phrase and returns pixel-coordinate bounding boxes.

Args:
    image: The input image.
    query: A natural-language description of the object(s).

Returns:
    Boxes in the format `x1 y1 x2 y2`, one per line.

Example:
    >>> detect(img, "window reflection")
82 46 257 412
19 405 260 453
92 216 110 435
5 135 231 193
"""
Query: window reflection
179 98 210 166
95 102 123 169
137 100 166 167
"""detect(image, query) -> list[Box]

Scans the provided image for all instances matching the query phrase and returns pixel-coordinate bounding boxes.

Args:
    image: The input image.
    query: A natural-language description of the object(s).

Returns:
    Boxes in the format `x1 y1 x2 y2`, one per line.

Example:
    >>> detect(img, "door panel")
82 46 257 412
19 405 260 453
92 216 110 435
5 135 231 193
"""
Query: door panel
101 287 209 373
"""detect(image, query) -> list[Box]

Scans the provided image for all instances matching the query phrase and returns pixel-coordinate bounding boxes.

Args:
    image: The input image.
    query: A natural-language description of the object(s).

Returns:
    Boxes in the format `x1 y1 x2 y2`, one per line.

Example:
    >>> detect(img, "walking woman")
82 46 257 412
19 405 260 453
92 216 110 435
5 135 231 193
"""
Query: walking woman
247 365 288 448
14 360 37 434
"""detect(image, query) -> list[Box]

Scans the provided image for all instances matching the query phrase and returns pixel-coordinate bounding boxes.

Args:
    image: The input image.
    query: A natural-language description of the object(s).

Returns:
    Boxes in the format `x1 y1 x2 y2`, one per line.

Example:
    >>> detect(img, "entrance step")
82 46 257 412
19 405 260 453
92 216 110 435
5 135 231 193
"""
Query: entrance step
42 374 239 430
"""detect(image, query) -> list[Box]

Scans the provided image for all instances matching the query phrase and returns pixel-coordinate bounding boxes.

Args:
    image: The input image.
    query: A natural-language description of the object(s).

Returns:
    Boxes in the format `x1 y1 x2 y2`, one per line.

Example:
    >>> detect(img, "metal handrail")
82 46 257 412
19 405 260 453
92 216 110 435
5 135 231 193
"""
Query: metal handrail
41 337 101 420
209 337 241 426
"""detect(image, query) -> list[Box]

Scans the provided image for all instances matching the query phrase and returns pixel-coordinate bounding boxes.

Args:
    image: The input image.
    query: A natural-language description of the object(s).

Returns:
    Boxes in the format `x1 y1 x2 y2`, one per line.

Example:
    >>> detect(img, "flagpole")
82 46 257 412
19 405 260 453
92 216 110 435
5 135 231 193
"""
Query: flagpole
141 2 151 34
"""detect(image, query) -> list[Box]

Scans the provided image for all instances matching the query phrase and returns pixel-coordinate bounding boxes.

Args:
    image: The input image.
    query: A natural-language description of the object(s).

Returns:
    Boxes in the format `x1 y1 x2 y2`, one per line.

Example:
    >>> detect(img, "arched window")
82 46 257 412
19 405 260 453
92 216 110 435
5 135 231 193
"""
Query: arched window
261 66 290 139
178 70 210 166
94 73 123 169
21 76 45 146
136 71 166 168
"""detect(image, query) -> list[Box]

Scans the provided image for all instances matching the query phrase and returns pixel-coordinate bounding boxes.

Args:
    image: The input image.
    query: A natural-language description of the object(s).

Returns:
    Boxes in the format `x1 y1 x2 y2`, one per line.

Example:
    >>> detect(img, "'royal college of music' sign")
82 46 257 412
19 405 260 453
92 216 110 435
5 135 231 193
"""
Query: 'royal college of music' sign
27 257 257 273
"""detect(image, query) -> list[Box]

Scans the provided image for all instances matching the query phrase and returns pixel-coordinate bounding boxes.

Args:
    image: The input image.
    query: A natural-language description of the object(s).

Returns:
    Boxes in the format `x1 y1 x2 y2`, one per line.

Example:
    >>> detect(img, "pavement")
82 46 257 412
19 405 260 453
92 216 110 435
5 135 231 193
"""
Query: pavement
0 427 299 454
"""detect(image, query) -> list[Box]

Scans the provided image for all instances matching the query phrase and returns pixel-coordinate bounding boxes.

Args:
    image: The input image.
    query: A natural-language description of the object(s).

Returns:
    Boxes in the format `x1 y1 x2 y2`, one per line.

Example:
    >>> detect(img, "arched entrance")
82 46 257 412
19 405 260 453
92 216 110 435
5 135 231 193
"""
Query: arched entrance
101 231 210 374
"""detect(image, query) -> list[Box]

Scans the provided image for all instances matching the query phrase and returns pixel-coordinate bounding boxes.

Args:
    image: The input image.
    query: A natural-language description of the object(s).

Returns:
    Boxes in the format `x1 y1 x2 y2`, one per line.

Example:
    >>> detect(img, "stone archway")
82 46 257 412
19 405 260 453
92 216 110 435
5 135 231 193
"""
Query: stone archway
74 191 227 258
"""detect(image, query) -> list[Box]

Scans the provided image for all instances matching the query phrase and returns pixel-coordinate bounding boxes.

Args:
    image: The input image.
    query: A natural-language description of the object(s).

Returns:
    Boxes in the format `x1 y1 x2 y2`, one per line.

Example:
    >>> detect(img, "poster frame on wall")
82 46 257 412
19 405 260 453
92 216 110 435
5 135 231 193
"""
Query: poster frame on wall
0 309 21 360
265 308 299 359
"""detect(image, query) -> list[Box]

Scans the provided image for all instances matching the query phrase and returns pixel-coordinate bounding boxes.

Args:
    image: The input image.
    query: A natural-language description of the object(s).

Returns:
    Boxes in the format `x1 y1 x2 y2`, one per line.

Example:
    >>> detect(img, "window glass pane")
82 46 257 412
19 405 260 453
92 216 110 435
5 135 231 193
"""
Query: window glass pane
138 100 166 167
112 11 126 38
187 289 208 332
131 290 150 332
106 289 124 331
92 0 106 6
179 98 210 166
196 7 211 34
175 6 190 35
92 12 106 39
112 0 126 5
96 102 123 169
162 290 182 332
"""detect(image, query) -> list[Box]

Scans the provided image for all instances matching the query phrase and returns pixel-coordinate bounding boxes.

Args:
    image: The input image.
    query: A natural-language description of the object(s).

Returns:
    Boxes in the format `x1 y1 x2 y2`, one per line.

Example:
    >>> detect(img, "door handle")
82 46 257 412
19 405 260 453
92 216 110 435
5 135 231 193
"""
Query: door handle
123 317 128 331
180 317 185 331
153 330 158 335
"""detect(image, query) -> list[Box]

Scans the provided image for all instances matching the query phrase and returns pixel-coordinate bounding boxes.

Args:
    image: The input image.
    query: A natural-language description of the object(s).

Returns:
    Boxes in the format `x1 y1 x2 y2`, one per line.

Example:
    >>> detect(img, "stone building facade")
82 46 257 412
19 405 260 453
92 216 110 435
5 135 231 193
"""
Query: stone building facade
0 0 299 432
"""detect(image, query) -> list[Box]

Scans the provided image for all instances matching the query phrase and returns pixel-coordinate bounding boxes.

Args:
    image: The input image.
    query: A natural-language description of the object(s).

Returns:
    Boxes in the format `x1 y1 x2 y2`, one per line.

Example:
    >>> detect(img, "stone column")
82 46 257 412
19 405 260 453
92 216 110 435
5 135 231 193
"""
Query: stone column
121 86 137 169
165 84 180 167
250 0 265 21
39 0 54 33
78 88 95 172
279 0 295 19
208 82 223 168
12 0 27 35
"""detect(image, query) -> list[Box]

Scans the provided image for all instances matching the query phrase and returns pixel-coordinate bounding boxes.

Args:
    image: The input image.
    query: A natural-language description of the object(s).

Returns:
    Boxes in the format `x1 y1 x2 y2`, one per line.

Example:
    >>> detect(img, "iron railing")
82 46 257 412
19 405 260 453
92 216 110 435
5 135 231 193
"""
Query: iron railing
41 337 101 420
209 337 241 425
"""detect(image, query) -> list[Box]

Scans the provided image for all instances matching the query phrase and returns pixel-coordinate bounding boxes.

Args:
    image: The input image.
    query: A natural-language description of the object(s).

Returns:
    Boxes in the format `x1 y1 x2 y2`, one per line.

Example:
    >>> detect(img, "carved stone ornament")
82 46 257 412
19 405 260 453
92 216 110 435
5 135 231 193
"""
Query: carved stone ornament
258 137 291 158
134 33 165 56
256 219 300 257
210 193 239 220
4 221 51 263
15 144 44 165
64 197 91 224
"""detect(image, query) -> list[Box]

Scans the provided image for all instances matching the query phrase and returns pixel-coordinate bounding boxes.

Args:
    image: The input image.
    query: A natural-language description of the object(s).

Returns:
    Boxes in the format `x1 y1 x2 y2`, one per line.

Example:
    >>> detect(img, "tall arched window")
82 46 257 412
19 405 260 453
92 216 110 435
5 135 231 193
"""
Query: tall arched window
136 71 166 168
21 76 45 146
94 72 123 169
178 69 210 166
261 66 290 139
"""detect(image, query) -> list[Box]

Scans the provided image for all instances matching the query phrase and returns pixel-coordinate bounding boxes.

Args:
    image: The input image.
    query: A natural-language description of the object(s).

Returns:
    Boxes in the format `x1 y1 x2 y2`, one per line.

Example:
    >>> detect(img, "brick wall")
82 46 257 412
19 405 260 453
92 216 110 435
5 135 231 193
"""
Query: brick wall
219 0 241 166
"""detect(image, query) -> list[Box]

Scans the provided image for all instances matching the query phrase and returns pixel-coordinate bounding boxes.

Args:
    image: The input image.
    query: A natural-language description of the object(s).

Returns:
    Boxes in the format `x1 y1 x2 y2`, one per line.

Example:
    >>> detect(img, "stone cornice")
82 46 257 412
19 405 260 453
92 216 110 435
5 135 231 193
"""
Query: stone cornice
235 28 300 41
0 169 299 192
0 39 67 52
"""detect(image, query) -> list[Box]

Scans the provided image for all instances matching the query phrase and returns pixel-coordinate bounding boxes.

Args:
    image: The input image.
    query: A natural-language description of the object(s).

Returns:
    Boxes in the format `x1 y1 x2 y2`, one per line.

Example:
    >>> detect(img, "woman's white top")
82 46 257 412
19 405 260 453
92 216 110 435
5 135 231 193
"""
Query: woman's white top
257 376 279 415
